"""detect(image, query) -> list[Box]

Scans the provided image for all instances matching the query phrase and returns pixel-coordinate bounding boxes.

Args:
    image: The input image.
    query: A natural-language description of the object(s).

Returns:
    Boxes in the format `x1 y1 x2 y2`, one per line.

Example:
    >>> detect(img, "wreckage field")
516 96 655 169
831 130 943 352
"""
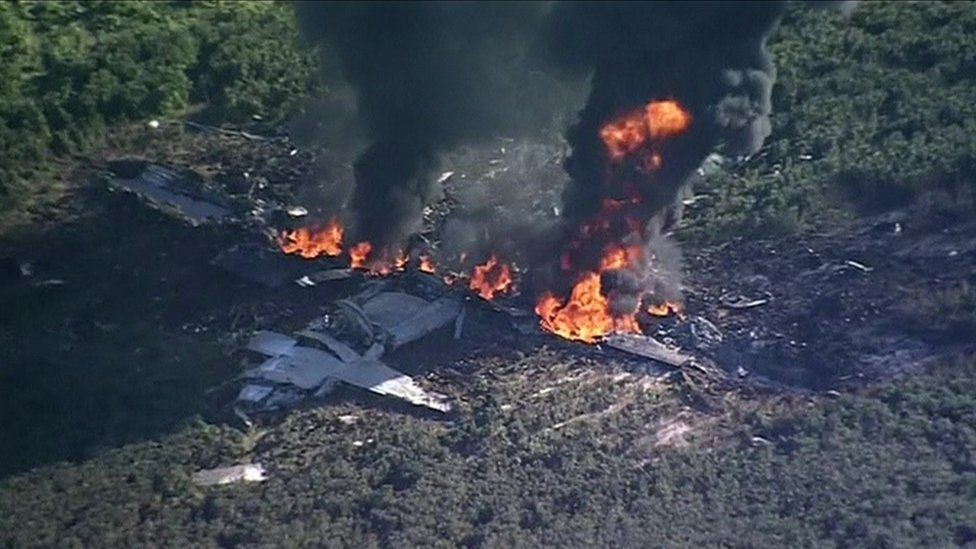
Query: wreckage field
2 1 976 547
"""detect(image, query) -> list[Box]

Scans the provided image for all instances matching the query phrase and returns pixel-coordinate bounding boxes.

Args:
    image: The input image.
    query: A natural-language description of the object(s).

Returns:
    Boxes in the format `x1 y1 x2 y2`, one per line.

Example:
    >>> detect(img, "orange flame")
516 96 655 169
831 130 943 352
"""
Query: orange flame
599 99 691 165
394 250 409 271
599 113 648 162
469 255 514 301
278 218 344 259
349 242 372 270
419 254 437 274
599 244 643 271
535 272 641 344
645 100 691 139
647 301 684 318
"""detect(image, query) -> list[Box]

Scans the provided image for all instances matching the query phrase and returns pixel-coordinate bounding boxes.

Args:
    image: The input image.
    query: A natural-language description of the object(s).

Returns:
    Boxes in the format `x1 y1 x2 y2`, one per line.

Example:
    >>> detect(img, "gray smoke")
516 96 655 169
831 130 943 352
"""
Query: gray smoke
295 1 578 247
294 1 852 312
540 1 789 313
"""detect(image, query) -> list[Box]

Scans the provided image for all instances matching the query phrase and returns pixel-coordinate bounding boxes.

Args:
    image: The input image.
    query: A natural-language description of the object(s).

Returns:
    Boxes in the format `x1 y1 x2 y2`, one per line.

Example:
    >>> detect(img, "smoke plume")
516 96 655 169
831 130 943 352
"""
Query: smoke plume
295 1 852 328
538 1 789 317
295 2 576 247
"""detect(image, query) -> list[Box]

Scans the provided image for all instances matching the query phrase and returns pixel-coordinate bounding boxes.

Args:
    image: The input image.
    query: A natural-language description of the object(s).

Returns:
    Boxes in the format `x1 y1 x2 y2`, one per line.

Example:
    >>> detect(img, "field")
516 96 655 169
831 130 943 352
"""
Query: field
1 2 975 547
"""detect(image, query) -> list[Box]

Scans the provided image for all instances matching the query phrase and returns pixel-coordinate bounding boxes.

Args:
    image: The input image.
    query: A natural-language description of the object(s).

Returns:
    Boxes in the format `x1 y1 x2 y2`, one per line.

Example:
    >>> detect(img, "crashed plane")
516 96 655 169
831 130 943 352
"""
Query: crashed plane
237 285 461 413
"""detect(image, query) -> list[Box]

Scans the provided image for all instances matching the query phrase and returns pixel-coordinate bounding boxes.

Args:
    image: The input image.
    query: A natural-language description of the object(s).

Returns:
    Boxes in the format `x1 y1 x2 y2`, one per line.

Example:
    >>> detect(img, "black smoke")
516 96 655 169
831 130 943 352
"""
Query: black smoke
295 1 573 246
539 1 789 314
295 1 851 315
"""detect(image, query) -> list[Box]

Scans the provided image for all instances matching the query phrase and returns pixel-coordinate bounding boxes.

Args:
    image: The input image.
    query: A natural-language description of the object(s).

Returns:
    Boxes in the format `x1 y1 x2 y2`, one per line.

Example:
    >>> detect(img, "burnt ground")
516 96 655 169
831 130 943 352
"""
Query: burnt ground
1 126 976 547
673 209 976 390
0 124 972 483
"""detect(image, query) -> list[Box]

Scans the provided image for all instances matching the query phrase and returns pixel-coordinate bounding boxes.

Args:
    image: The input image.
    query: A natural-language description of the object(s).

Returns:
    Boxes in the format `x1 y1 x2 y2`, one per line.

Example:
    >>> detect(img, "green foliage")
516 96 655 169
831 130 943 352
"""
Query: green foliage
3 355 976 547
691 1 976 240
0 1 316 217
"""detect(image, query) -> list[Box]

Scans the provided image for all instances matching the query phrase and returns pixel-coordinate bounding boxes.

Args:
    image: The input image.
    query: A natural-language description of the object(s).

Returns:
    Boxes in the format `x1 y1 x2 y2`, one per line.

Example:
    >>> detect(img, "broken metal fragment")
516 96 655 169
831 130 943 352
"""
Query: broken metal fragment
213 244 307 288
294 268 354 287
844 260 873 273
604 334 691 367
719 293 771 310
111 164 231 225
689 316 724 350
192 464 267 486
242 329 451 412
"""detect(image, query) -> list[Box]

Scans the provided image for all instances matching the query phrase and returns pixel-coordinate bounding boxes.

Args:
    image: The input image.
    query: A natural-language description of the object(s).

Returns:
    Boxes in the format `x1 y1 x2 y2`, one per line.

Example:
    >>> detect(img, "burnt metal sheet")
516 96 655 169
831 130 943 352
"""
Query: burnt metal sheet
112 164 231 225
296 329 361 363
249 346 346 389
212 244 308 288
336 359 450 412
605 334 691 367
360 292 462 348
247 330 298 356
242 329 451 411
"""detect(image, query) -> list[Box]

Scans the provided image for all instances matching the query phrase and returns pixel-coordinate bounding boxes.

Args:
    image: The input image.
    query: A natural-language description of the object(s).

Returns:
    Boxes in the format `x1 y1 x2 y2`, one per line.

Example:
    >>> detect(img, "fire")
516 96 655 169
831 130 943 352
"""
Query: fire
349 241 372 270
599 244 643 271
395 250 409 271
599 113 648 162
647 301 684 317
469 255 514 301
535 272 641 344
419 254 436 274
538 99 691 343
645 100 691 139
599 99 691 164
278 218 344 259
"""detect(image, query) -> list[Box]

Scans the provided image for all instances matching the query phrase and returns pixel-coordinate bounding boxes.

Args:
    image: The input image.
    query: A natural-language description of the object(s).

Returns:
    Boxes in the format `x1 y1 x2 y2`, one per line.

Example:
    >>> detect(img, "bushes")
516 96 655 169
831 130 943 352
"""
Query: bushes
0 1 316 218
690 1 976 240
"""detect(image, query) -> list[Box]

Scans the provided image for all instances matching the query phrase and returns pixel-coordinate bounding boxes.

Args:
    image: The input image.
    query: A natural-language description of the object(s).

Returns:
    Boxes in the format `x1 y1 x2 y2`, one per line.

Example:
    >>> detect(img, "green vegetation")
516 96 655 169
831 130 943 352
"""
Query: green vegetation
691 2 976 239
0 1 316 220
2 352 976 547
2 1 976 547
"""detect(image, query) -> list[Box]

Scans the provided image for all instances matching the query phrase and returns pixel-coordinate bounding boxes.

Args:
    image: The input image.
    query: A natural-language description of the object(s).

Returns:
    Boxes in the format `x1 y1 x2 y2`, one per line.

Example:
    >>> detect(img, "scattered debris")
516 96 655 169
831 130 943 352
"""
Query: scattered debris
844 259 873 273
212 244 309 288
32 278 66 287
286 206 309 217
605 334 691 367
192 463 268 486
294 268 354 287
238 286 461 413
688 316 723 349
110 164 231 226
182 120 283 142
719 294 770 310
654 418 694 448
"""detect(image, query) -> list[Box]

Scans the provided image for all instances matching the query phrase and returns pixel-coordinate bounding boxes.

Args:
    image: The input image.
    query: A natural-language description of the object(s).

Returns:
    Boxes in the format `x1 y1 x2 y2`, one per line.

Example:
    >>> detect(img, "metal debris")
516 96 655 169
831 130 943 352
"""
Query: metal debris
719 294 770 310
212 244 307 288
295 268 354 287
242 324 452 412
342 290 463 349
286 205 309 217
844 260 873 273
604 334 691 367
689 316 723 349
110 164 231 226
192 464 268 486
453 308 466 340
437 171 455 184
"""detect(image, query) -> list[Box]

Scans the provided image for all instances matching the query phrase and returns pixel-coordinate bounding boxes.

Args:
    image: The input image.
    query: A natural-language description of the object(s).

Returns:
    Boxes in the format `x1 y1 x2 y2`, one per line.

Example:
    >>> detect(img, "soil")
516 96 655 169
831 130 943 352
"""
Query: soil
0 124 972 480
